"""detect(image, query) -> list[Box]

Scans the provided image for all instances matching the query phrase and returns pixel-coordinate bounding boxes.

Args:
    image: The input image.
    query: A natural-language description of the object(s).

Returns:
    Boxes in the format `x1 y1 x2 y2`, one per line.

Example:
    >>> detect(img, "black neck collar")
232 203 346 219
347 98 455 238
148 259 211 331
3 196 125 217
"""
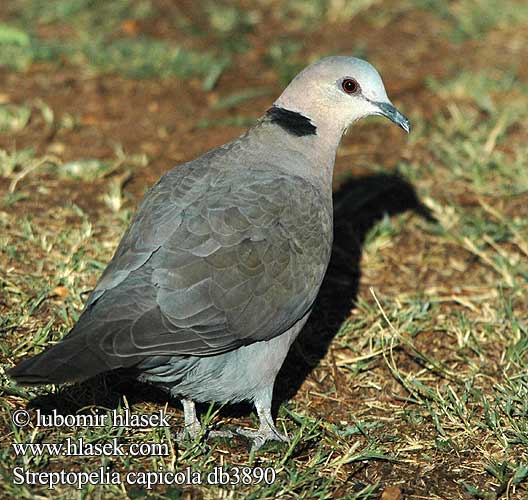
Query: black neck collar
265 106 317 137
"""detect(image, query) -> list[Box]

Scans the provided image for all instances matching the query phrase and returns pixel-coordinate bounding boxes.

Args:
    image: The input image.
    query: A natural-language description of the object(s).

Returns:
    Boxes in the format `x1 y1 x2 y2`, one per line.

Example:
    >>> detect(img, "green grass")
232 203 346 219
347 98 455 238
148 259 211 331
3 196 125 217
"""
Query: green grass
0 0 227 80
12 0 154 31
427 104 527 195
415 0 528 40
82 38 226 80
0 26 225 79
276 0 384 25
0 0 527 499
427 69 528 113
0 104 31 132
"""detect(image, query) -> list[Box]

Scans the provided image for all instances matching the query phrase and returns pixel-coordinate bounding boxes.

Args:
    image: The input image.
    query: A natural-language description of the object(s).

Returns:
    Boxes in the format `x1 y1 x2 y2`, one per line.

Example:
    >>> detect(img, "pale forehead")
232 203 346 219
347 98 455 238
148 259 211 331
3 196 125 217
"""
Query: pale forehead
293 56 388 100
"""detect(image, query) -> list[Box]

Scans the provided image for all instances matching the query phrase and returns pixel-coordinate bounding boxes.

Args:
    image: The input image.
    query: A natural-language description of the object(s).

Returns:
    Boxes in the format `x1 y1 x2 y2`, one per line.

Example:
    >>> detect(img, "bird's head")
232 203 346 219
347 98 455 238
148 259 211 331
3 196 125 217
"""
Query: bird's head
274 56 410 136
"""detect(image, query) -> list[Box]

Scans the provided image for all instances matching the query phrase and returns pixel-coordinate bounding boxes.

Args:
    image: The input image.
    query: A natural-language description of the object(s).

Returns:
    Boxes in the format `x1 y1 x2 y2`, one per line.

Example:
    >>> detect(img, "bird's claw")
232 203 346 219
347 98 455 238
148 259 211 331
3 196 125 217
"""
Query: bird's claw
235 426 290 450
177 426 234 442
207 429 234 438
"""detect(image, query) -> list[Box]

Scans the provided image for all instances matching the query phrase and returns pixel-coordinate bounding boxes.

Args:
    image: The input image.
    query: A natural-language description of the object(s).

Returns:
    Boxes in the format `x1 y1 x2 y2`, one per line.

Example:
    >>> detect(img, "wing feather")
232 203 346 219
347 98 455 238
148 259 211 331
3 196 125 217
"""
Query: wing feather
16 161 332 382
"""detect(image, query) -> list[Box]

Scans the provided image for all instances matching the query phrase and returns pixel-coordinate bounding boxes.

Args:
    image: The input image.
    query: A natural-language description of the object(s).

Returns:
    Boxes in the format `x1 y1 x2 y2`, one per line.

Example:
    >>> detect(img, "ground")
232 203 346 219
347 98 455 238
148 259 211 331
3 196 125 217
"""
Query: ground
0 1 527 499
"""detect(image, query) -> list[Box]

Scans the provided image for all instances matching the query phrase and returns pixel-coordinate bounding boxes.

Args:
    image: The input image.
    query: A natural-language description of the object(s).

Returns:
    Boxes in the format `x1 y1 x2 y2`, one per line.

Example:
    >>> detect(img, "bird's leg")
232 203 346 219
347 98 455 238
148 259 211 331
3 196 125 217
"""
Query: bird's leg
236 389 289 450
177 399 202 440
177 399 233 441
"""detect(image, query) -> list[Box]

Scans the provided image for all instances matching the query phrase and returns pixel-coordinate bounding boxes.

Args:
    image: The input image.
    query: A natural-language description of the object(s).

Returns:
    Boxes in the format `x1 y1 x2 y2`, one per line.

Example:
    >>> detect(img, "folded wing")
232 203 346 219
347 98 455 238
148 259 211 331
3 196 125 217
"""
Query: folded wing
9 162 332 384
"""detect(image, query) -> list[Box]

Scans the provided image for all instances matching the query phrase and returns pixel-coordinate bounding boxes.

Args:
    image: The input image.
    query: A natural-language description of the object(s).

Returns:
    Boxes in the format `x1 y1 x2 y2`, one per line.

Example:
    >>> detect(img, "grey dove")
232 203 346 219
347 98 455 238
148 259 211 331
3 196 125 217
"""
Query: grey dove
9 56 410 449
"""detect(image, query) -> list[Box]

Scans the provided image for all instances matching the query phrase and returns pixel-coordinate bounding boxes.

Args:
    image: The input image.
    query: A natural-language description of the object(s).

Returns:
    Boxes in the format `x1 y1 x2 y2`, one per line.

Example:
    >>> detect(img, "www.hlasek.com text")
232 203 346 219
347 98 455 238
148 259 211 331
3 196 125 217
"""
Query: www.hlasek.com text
13 437 169 457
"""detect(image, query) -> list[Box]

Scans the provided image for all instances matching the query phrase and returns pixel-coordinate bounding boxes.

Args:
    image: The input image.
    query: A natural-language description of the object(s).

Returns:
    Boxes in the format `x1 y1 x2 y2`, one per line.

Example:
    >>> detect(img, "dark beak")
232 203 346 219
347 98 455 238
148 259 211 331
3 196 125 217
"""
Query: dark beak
375 101 411 134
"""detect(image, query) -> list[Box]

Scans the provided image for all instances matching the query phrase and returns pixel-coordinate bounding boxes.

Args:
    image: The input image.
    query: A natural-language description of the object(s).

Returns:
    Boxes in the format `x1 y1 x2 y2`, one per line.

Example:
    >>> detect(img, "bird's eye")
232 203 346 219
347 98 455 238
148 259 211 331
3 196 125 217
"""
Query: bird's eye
342 78 359 94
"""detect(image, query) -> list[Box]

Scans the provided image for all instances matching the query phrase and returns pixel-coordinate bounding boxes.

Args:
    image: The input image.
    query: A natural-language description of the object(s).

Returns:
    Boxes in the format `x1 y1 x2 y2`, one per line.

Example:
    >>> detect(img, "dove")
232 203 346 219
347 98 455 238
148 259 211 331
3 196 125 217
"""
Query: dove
9 56 410 449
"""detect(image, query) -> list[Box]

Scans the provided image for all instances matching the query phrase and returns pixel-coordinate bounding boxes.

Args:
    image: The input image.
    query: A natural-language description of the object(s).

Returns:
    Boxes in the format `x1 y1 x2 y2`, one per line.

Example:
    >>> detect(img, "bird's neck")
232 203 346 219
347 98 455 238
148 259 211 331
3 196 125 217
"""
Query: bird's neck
243 108 345 198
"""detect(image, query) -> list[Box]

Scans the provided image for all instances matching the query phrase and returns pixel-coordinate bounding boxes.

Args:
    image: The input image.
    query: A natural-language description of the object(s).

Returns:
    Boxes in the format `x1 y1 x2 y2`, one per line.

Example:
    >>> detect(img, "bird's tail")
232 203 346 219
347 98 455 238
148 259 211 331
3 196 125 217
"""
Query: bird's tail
8 334 114 385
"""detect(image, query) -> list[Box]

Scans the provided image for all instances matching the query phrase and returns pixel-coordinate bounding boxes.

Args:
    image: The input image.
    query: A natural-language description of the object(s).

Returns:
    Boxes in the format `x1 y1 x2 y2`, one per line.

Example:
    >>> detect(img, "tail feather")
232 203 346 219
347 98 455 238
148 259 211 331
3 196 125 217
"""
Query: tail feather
8 335 115 385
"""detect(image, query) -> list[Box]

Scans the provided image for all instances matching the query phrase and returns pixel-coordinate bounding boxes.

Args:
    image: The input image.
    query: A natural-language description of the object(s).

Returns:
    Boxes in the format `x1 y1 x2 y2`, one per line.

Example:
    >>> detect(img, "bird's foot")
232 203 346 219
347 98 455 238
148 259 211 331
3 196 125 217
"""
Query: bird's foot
178 400 233 442
207 429 234 438
176 420 202 441
177 425 234 441
235 425 289 451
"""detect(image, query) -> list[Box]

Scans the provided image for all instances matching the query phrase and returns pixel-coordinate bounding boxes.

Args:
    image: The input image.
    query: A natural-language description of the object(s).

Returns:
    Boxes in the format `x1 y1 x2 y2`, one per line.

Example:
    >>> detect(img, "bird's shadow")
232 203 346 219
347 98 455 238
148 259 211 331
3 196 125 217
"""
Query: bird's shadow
273 171 433 411
25 171 434 423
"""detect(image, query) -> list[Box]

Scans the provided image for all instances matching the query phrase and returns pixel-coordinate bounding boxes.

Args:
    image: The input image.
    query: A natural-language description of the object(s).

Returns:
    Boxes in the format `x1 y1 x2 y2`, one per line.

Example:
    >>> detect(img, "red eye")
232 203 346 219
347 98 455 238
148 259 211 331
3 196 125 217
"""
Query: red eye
342 78 359 94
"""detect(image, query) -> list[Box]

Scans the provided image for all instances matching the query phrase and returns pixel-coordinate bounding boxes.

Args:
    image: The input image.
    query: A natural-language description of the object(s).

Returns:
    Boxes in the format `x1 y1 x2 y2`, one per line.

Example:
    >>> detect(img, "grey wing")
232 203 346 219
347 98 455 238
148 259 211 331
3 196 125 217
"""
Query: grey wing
90 166 332 362
9 163 332 384
86 161 210 306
